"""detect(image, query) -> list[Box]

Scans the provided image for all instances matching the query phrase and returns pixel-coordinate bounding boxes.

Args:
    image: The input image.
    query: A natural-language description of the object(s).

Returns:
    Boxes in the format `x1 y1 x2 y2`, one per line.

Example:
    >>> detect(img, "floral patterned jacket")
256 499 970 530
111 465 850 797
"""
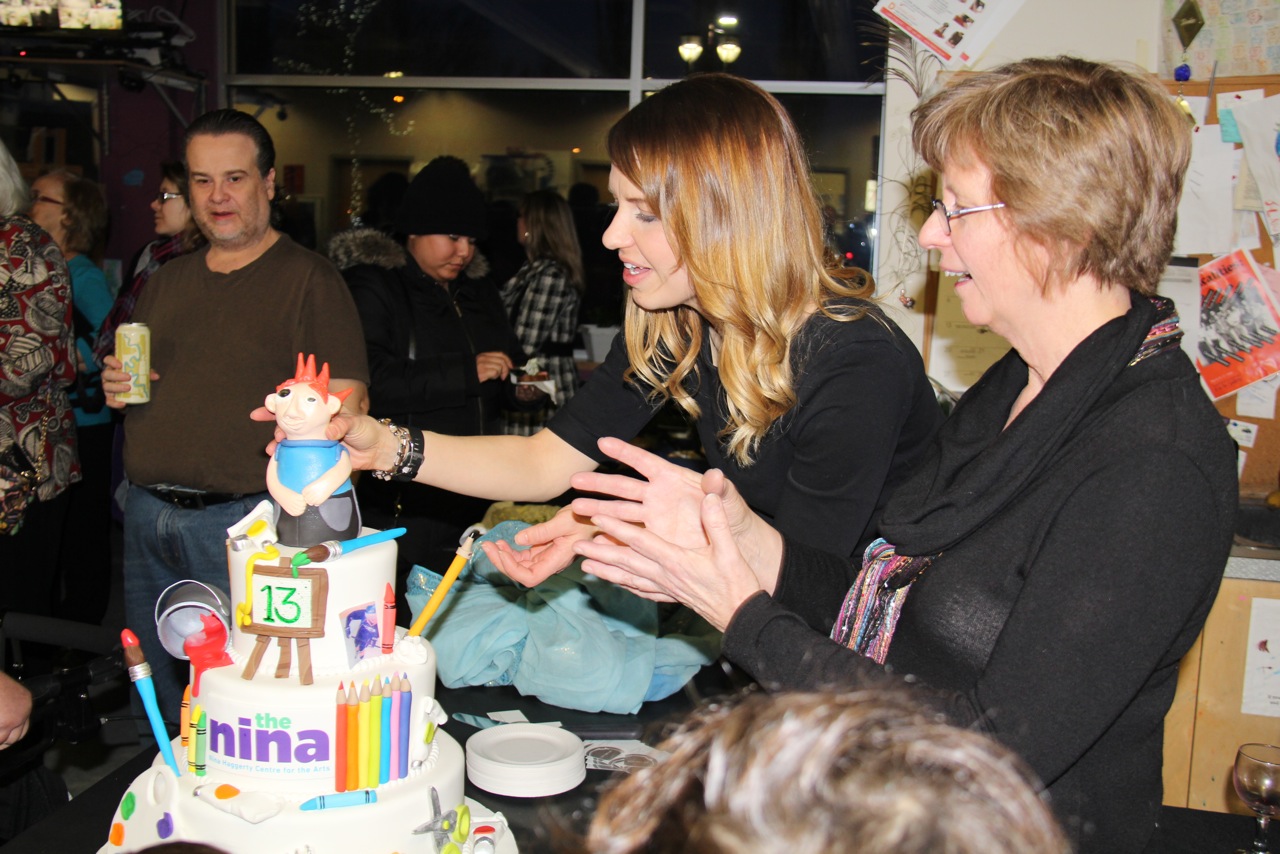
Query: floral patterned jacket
0 216 80 501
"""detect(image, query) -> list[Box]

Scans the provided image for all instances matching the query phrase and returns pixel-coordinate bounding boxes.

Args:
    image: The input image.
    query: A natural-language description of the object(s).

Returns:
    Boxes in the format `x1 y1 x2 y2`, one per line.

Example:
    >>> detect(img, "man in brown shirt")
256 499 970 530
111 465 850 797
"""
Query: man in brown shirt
103 109 368 712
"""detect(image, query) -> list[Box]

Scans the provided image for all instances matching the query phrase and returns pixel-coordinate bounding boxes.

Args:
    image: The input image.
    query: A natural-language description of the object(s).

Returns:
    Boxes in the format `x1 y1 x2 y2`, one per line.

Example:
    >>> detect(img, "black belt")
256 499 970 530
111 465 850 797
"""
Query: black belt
142 486 246 510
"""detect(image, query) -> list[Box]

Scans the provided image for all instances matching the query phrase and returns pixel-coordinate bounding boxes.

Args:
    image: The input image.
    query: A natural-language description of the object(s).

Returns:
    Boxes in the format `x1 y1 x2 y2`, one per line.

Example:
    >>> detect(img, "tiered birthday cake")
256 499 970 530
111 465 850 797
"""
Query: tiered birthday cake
99 356 512 854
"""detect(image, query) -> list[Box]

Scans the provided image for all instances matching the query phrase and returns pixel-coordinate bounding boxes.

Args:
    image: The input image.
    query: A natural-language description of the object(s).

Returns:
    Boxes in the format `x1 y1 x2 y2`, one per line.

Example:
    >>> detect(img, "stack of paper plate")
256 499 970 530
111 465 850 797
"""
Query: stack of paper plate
466 723 586 798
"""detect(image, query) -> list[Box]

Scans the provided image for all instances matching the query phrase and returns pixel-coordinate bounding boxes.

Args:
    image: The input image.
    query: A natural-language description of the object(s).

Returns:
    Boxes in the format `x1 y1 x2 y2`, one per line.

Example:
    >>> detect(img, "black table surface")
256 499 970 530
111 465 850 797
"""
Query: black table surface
0 677 1262 853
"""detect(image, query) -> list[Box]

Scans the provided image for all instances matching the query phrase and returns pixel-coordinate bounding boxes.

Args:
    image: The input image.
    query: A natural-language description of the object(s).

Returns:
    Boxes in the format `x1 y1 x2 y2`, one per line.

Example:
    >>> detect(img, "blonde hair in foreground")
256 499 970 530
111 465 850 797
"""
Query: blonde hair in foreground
585 689 1070 854
607 73 873 465
911 55 1191 295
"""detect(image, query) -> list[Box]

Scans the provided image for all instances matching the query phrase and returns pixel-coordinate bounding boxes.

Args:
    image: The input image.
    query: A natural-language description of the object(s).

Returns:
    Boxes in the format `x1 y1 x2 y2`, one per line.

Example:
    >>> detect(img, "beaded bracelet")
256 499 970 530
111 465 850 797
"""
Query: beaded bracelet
371 419 411 482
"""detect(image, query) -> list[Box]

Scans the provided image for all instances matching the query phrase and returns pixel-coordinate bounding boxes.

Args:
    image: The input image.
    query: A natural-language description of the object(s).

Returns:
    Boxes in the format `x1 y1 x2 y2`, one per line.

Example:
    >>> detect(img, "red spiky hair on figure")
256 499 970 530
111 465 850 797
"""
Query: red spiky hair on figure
275 353 353 404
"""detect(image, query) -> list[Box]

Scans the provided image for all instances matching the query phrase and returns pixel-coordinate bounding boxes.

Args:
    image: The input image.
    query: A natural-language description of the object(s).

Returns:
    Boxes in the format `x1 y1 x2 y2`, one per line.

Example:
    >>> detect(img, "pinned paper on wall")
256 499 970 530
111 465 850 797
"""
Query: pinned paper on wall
1196 249 1280 400
1174 128 1238 256
1217 89 1265 145
1236 375 1280 421
1231 94 1280 238
1242 597 1280 718
872 0 1027 70
1227 418 1260 449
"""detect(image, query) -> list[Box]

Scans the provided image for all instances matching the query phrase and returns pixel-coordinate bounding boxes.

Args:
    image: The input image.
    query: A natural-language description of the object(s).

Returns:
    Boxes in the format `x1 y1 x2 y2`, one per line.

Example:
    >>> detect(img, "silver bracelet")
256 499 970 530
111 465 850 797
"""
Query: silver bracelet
371 418 411 481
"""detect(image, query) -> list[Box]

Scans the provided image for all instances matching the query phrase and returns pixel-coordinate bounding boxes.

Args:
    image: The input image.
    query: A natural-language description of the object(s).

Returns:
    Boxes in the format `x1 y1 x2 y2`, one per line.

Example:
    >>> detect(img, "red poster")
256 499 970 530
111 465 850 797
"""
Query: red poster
1197 249 1280 400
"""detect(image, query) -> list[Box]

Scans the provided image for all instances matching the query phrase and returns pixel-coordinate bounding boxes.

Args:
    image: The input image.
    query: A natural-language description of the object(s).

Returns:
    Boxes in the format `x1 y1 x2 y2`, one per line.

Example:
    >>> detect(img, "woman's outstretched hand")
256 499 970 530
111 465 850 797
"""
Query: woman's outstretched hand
576 488 767 631
560 437 784 629
481 506 605 586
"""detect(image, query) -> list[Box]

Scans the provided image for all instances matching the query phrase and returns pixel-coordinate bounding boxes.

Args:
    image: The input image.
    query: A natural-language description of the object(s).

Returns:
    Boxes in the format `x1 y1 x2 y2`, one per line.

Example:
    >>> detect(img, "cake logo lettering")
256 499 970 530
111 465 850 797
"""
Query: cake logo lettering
208 714 330 764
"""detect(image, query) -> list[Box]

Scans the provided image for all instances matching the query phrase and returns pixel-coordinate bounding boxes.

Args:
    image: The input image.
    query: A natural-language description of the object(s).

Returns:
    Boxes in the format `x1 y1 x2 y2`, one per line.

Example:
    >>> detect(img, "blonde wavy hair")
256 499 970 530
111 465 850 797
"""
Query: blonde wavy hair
607 73 873 466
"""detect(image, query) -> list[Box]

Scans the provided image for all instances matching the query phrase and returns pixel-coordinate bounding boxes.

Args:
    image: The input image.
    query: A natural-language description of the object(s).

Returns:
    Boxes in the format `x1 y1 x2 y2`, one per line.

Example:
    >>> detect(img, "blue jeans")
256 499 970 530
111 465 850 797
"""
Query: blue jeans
122 484 268 724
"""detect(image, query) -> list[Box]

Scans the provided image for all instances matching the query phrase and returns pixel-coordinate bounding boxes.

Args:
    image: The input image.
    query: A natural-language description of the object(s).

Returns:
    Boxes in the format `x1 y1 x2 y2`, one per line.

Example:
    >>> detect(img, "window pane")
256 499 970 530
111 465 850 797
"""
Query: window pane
233 86 630 248
233 0 634 78
644 0 886 82
777 93 882 271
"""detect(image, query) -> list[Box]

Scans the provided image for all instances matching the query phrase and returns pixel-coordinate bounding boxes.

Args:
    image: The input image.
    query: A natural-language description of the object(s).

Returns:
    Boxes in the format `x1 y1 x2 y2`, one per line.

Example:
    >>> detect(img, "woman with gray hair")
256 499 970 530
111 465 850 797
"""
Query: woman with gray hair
0 141 79 616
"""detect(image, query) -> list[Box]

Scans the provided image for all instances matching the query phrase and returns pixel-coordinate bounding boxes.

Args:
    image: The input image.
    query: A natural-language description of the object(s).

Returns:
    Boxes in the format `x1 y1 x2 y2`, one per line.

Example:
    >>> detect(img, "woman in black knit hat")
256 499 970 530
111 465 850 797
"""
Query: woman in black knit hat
329 155 542 587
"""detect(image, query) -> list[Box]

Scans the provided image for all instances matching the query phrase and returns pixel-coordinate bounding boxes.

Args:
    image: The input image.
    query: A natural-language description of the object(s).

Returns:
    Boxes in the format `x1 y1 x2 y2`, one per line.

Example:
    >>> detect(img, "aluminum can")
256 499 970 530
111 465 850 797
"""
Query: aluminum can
115 322 151 404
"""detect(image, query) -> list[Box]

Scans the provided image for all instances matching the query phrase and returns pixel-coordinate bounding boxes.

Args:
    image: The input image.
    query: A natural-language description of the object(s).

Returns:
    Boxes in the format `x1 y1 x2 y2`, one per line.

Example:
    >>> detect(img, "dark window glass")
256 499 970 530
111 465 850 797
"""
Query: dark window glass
233 87 630 245
233 0 634 78
645 0 885 82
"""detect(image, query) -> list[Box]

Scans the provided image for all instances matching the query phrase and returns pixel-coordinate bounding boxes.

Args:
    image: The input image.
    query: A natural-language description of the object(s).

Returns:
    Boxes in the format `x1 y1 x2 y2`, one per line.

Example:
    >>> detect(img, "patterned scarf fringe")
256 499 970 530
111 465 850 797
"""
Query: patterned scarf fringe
831 539 933 664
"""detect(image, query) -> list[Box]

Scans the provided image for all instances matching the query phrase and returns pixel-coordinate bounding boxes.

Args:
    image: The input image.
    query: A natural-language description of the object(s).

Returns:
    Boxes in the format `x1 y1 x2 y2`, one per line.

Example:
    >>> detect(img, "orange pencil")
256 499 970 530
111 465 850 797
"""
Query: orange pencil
334 682 347 792
345 684 358 791
179 685 191 749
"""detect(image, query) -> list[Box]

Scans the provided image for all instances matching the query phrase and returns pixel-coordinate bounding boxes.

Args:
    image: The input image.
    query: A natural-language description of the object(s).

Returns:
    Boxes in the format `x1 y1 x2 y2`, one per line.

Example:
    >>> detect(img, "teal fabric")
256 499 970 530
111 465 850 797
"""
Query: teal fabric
406 521 721 714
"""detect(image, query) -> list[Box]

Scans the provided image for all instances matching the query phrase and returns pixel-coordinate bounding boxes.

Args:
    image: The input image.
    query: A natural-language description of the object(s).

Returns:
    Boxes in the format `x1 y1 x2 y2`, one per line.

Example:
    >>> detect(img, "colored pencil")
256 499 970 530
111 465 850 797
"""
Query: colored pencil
334 682 347 792
388 674 401 782
194 709 208 777
345 684 358 791
381 583 395 655
357 681 370 790
369 677 383 787
299 790 377 811
408 531 479 636
379 676 391 784
399 674 412 778
179 685 191 749
187 702 200 774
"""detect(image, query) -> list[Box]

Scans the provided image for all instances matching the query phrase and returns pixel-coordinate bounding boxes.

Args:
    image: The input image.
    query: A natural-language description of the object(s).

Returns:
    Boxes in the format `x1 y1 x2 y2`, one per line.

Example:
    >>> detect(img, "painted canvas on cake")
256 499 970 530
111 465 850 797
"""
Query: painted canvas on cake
1196 249 1280 400
342 602 381 664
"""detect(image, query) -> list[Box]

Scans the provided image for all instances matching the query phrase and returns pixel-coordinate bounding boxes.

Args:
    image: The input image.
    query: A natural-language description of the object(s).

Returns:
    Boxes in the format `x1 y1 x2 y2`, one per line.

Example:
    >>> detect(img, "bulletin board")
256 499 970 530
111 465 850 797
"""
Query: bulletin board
1164 76 1280 497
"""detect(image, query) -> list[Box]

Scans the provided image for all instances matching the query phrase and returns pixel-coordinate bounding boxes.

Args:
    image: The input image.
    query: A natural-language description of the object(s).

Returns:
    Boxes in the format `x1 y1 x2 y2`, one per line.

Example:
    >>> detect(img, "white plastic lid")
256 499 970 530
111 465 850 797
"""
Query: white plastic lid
466 723 586 798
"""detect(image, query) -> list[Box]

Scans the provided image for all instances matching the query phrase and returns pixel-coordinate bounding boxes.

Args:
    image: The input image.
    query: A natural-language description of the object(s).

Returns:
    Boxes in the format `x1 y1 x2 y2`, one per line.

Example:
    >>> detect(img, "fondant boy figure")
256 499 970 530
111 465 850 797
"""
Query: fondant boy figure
265 354 360 546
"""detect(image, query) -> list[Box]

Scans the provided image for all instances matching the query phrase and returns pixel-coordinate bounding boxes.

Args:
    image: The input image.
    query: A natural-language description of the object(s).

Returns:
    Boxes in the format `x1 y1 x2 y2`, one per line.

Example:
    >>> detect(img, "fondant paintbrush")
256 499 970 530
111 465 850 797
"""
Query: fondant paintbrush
292 527 408 569
122 628 182 776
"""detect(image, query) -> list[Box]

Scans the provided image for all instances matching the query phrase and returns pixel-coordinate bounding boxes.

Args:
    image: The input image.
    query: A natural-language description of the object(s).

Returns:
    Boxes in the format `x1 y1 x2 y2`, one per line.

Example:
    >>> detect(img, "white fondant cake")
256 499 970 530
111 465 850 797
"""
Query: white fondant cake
99 502 514 854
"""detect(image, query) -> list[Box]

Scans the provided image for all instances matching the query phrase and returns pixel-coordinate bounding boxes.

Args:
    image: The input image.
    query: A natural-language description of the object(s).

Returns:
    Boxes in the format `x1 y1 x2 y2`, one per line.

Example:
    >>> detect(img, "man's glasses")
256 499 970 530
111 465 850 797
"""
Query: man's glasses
30 193 64 206
930 198 1005 234
156 191 183 205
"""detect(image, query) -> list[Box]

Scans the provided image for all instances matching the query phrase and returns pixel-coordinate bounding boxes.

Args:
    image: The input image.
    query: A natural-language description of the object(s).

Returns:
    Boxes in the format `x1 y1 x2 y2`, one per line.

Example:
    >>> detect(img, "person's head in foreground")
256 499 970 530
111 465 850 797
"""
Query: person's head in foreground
913 55 1189 343
585 689 1069 854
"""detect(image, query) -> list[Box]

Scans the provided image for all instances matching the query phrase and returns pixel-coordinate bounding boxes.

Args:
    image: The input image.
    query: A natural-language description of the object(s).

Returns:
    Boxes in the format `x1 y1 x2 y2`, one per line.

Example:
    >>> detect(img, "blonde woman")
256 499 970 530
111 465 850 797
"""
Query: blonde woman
318 73 940 579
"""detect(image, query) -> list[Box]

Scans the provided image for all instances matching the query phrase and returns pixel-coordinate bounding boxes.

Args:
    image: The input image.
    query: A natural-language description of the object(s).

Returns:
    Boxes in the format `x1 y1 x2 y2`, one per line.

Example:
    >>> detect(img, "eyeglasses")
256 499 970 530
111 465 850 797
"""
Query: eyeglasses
30 193 64 206
930 198 1005 234
155 191 182 205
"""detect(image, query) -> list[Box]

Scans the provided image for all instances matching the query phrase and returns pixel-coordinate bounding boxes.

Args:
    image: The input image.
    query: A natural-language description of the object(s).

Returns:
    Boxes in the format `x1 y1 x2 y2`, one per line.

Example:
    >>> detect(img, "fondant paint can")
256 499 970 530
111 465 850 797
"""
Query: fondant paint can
155 580 232 660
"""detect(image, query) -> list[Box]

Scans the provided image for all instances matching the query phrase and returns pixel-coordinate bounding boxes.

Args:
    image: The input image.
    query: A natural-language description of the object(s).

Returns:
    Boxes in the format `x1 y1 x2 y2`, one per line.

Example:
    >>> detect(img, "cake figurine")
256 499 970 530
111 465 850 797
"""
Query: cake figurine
96 354 514 853
265 353 360 547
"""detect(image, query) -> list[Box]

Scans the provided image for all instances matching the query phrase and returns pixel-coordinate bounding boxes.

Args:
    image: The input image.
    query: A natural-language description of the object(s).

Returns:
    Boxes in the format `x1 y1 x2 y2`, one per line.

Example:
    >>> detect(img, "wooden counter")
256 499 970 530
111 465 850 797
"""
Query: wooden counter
1163 547 1280 813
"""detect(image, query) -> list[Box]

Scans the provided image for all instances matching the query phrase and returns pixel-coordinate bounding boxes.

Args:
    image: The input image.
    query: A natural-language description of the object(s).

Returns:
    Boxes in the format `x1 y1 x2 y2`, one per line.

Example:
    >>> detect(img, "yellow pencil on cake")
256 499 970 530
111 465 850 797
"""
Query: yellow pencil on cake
409 530 480 636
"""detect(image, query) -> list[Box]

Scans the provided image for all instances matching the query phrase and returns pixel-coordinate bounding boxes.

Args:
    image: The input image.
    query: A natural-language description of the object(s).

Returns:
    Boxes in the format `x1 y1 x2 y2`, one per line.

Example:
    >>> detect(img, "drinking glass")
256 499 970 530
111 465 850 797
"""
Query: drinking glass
1234 743 1280 853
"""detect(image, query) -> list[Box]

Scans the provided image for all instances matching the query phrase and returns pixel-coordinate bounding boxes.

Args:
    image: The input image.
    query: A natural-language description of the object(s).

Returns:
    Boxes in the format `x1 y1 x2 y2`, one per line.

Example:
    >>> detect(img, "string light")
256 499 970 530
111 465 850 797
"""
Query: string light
283 0 417 224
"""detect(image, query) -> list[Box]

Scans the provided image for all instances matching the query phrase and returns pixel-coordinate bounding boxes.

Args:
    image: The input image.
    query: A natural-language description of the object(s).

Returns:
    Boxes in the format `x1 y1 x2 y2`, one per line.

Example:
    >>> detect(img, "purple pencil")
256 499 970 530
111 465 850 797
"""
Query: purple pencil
399 673 412 778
